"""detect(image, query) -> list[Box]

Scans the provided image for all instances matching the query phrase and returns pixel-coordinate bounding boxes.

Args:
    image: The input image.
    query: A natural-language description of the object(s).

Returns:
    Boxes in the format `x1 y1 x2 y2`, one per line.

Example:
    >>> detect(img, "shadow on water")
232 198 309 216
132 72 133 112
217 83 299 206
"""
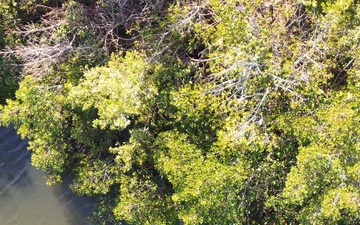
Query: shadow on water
0 126 94 225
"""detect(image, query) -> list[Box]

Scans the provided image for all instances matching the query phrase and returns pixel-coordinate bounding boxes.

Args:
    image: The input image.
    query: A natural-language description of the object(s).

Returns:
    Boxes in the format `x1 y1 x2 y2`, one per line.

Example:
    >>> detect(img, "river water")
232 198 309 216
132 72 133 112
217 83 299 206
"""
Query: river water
0 126 94 225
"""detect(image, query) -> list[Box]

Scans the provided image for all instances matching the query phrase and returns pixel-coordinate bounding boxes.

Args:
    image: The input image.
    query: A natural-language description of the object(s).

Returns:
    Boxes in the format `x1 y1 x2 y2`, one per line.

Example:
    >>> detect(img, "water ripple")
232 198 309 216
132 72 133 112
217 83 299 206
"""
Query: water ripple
0 126 93 225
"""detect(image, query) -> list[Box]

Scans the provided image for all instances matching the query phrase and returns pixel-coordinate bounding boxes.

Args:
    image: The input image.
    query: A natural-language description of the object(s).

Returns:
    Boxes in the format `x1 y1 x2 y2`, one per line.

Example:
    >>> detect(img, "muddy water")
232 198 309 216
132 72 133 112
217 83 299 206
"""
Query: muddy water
0 126 94 225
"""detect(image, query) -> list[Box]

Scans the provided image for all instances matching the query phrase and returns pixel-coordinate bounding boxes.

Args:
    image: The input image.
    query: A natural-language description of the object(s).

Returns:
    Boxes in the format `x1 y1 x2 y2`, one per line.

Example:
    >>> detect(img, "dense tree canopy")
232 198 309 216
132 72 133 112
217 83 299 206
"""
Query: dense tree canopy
1 0 360 224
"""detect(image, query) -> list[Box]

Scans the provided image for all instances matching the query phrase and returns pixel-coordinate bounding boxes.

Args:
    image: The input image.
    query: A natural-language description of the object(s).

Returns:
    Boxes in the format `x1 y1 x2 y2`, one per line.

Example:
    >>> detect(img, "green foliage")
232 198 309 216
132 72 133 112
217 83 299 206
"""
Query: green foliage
278 94 360 224
1 0 360 224
1 76 69 183
155 131 246 224
68 52 153 130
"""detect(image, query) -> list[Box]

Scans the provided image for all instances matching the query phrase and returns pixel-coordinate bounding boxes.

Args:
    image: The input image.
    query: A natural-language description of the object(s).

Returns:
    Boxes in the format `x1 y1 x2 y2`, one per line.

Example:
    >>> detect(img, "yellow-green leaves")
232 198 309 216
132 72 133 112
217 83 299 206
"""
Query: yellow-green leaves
155 131 247 224
71 158 119 195
69 52 153 130
281 94 360 223
320 187 360 224
0 76 69 183
111 129 154 173
1 0 360 224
